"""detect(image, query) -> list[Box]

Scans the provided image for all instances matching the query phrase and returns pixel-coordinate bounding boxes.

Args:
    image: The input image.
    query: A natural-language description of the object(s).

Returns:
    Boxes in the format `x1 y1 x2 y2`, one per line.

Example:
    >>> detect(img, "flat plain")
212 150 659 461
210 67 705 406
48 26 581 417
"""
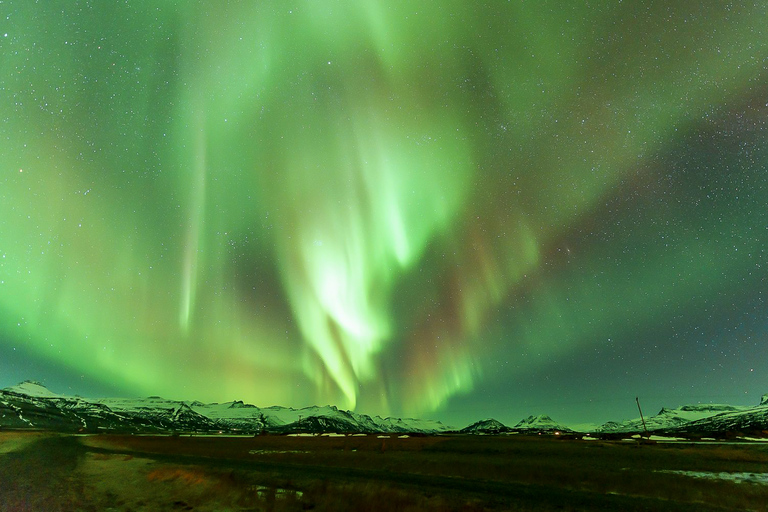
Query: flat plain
0 431 766 511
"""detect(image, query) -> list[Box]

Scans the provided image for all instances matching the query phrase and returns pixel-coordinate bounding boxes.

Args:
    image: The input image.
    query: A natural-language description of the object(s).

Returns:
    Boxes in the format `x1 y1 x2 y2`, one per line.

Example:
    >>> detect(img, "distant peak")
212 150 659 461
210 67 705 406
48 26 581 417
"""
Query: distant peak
514 414 572 432
460 418 510 434
518 414 554 424
228 400 256 409
761 394 768 406
5 380 60 398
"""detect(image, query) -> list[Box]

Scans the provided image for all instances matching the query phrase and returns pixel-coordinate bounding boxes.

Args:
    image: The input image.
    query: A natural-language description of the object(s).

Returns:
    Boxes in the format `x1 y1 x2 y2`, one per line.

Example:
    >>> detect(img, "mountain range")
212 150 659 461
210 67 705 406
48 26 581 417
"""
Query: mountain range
0 381 450 435
1 381 766 437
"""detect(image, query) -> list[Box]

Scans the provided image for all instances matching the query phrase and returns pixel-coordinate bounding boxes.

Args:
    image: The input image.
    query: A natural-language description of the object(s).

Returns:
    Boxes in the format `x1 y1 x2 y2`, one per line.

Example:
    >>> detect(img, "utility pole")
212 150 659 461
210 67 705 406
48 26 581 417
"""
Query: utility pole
636 397 649 439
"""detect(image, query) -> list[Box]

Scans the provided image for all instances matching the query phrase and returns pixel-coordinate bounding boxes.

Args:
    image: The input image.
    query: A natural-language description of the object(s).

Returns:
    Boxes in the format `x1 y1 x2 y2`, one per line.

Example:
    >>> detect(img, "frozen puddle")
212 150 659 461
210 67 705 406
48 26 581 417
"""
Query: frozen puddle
657 470 768 485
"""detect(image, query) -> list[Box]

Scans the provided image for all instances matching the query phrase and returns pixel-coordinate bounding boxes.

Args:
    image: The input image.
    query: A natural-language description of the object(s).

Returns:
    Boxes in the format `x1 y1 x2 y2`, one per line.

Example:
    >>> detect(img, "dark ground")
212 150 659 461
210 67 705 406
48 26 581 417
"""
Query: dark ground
1 432 767 511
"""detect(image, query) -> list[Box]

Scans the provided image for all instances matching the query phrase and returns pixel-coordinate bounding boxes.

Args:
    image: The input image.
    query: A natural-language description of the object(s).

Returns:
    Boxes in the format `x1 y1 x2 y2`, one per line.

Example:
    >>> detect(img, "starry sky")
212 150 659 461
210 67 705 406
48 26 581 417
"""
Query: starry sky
1 1 767 428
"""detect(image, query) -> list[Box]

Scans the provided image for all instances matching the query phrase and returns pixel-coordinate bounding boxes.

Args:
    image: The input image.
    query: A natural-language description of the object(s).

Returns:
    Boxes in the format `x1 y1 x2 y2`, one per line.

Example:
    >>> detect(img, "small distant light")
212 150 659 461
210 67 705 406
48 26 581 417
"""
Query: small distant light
3 34 8 38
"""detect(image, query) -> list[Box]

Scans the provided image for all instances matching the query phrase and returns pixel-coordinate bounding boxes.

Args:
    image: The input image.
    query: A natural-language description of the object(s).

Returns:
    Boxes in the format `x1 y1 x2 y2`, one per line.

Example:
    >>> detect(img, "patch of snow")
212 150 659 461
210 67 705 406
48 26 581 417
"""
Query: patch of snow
398 435 410 438
657 470 768 485
582 436 599 441
251 485 303 500
649 435 688 442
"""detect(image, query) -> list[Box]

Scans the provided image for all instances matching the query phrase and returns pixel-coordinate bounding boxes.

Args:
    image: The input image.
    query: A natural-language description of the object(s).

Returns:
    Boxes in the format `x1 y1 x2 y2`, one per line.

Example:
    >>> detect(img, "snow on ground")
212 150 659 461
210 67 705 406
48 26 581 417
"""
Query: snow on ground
649 435 688 442
252 485 303 500
657 470 768 485
622 434 688 442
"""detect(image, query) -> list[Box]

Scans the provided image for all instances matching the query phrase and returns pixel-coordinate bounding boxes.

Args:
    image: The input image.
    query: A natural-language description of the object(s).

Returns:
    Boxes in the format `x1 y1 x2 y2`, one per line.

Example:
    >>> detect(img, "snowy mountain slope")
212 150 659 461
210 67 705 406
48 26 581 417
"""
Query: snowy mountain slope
598 399 765 434
371 415 451 434
4 380 64 398
672 403 768 434
598 404 744 433
0 382 451 434
0 382 147 432
460 418 511 434
189 401 267 432
514 415 573 433
3 381 765 436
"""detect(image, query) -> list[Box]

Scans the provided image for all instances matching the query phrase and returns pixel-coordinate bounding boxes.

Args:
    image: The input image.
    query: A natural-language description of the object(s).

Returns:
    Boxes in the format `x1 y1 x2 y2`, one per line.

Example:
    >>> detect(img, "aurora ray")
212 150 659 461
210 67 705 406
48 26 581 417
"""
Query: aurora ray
1 1 767 426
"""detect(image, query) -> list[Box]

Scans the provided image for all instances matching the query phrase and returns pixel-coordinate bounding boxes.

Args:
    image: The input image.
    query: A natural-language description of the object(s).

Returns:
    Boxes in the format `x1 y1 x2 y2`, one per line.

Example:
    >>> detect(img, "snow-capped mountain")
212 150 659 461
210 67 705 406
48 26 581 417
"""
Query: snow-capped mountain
0 381 451 435
597 404 749 434
597 396 768 435
460 415 574 434
672 401 768 435
514 415 573 433
3 381 766 436
5 381 63 398
460 418 511 434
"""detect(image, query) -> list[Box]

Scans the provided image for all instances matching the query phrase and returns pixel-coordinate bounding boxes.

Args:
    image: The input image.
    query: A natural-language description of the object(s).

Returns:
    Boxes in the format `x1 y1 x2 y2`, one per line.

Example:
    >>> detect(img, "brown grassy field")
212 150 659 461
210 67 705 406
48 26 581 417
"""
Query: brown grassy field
1 431 767 511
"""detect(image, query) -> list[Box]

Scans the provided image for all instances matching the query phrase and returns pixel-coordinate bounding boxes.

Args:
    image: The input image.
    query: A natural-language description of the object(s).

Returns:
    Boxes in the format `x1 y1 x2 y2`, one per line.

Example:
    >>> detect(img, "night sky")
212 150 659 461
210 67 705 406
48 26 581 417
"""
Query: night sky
1 1 767 428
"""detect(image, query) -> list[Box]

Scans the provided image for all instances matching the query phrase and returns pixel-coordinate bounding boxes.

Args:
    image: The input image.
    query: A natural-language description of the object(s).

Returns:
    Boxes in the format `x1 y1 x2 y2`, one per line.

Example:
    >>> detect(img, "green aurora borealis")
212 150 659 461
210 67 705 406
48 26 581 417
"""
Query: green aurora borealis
1 1 767 426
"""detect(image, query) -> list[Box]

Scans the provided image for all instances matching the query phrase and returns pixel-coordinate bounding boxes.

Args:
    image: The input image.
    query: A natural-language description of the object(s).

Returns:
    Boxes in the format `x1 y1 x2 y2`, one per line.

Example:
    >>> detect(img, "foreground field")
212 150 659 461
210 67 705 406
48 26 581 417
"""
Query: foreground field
0 432 767 511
